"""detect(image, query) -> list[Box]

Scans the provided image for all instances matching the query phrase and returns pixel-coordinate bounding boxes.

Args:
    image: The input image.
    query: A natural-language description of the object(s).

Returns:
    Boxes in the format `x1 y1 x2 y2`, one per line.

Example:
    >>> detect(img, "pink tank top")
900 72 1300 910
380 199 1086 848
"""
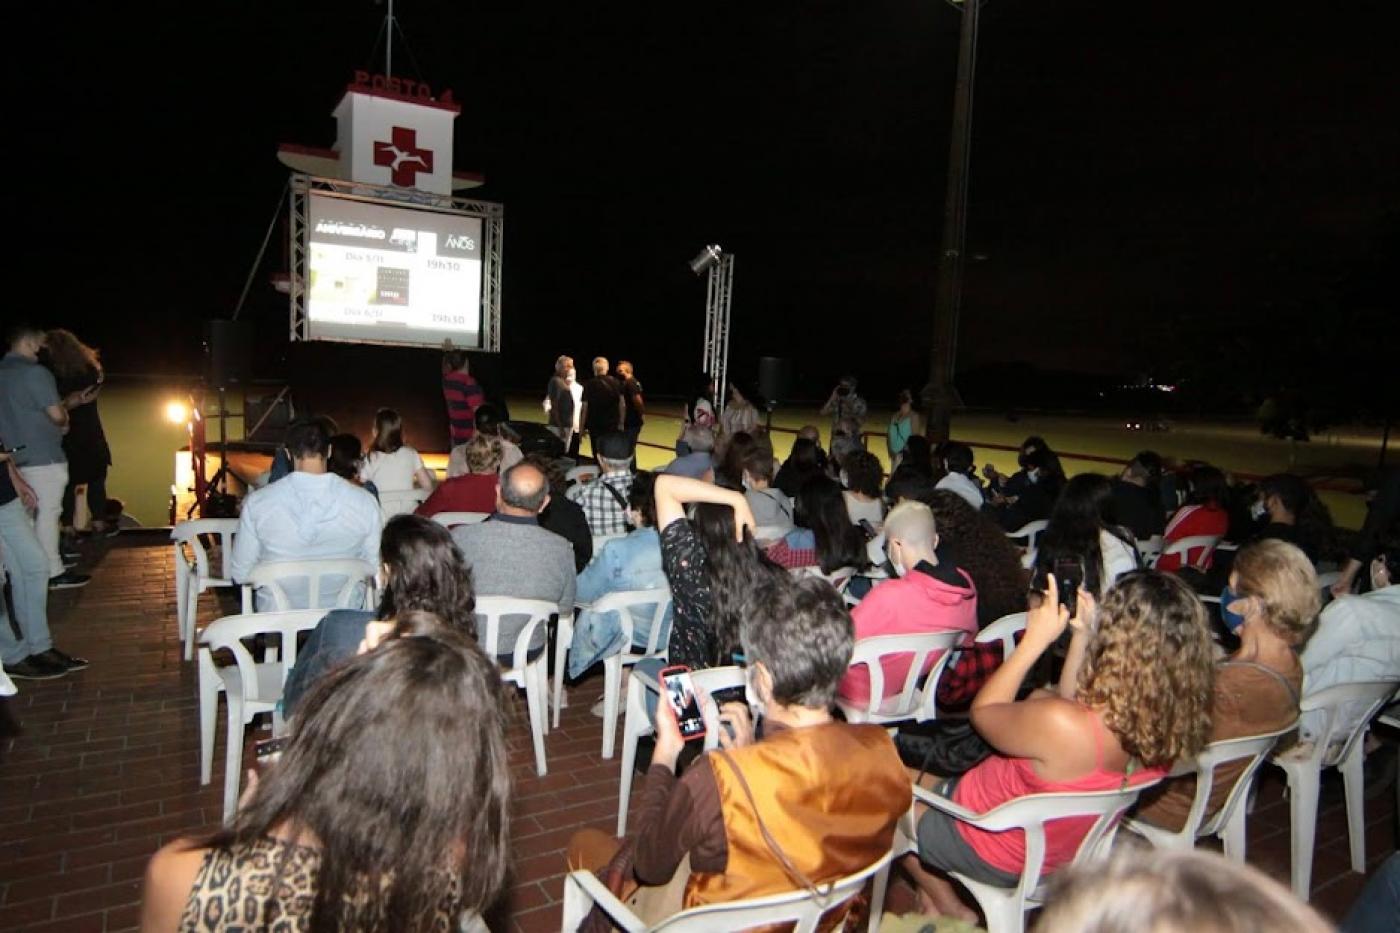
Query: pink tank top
952 706 1165 875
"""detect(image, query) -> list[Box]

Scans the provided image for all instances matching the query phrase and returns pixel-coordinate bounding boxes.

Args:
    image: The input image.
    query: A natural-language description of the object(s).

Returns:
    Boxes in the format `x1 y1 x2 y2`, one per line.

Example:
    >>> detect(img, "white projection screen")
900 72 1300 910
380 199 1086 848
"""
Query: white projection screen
304 191 485 348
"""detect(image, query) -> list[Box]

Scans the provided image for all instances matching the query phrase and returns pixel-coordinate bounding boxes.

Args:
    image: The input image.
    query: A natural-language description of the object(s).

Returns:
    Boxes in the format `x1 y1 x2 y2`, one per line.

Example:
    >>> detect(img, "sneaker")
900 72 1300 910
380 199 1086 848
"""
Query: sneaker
3 655 69 681
34 648 88 672
48 572 91 590
63 556 79 569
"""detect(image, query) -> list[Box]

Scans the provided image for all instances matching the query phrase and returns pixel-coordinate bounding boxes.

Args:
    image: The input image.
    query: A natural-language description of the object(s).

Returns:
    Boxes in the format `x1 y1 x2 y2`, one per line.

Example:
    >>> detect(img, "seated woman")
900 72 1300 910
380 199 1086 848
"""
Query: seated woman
1157 464 1231 573
568 472 673 678
281 514 475 714
1033 472 1140 598
1134 539 1315 831
359 408 435 512
327 433 366 485
1249 473 1338 564
652 473 781 670
774 435 828 498
416 434 502 518
766 475 869 577
140 622 510 932
567 575 911 927
904 570 1214 919
842 450 887 531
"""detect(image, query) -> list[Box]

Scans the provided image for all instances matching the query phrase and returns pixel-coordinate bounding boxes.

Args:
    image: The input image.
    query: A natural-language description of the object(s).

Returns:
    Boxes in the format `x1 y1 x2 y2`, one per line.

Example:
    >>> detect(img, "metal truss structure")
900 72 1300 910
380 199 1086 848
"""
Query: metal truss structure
701 252 734 416
288 173 503 351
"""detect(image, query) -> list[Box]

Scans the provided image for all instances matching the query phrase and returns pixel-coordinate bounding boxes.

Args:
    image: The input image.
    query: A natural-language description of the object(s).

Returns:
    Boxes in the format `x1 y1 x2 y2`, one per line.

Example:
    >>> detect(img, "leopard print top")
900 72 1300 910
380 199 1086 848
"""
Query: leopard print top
177 836 461 931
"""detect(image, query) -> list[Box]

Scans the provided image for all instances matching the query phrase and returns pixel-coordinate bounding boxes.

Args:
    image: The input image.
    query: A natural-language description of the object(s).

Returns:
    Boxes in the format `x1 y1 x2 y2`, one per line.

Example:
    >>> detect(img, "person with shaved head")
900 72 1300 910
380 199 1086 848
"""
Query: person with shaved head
451 461 576 661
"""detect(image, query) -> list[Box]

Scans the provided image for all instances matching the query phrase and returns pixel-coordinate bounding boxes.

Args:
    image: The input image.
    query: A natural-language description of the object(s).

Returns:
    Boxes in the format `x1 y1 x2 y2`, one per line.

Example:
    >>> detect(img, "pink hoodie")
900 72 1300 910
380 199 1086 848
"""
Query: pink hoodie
839 562 979 706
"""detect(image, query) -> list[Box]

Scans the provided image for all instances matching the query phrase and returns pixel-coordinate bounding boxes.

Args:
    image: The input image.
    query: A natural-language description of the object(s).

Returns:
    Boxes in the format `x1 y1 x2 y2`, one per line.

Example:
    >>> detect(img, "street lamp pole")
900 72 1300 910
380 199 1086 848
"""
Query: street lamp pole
923 0 981 442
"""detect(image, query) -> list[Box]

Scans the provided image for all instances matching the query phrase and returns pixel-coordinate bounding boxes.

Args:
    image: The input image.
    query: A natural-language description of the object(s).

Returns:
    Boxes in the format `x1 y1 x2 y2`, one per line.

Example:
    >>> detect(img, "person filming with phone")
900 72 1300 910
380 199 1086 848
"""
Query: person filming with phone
566 575 911 928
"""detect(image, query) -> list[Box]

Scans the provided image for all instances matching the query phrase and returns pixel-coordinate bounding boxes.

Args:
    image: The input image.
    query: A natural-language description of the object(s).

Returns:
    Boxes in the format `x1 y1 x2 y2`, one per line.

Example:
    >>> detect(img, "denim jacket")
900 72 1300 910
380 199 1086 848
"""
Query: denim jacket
568 527 672 678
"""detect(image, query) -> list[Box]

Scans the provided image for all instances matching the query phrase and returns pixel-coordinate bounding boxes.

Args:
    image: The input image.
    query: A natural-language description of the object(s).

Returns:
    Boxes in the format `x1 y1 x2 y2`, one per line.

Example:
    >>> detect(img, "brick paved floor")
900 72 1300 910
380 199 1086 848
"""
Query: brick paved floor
0 533 1394 932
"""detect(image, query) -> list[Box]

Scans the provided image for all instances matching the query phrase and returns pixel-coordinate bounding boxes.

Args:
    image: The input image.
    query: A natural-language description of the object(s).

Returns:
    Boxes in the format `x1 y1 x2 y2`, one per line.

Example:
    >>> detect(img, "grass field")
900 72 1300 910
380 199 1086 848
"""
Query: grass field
95 382 1382 530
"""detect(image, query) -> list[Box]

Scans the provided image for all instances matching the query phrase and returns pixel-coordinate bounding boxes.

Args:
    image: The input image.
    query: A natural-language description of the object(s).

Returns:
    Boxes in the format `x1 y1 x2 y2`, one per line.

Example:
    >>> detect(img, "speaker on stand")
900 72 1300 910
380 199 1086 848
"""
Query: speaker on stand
757 357 792 432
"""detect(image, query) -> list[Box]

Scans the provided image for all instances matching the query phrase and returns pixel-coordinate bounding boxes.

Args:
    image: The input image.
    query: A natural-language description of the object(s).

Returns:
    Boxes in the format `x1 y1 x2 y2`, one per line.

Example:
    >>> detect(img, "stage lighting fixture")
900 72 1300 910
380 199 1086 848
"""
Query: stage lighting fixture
164 400 190 425
688 244 723 275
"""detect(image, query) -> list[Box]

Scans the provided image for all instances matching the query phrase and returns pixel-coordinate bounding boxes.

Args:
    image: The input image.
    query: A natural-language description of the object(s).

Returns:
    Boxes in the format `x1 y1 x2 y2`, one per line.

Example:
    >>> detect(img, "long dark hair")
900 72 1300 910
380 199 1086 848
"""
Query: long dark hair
44 328 102 388
782 437 826 484
717 431 757 487
1259 474 1339 560
202 628 512 931
378 515 476 637
693 502 788 660
795 476 868 574
370 408 405 455
1036 473 1135 597
925 490 1028 626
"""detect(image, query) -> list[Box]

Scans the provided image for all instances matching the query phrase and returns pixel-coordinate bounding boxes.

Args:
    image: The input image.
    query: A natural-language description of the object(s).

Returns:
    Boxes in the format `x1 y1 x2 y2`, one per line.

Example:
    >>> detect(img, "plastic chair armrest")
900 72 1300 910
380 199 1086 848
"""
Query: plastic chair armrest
912 782 983 824
564 870 647 933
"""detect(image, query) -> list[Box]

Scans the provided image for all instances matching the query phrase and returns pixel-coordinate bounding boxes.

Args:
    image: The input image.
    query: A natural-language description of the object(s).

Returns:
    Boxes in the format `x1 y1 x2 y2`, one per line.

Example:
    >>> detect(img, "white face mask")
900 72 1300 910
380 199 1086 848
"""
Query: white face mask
1250 500 1268 521
745 666 768 719
1026 468 1040 483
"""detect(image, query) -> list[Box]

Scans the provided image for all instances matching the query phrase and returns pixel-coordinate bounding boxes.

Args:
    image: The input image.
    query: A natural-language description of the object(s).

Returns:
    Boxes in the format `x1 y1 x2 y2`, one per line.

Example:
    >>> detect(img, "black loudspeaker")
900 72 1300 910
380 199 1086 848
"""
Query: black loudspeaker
757 357 792 407
206 320 252 388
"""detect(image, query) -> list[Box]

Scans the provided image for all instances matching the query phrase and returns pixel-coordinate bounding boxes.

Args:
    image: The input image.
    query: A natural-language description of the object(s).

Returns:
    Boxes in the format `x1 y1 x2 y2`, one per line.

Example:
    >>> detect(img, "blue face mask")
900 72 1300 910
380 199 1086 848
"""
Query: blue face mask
1220 585 1248 632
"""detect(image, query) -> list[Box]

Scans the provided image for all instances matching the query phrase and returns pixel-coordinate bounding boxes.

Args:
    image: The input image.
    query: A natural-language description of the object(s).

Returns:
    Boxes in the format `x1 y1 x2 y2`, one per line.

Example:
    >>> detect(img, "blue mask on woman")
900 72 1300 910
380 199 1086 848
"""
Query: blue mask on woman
1220 585 1248 632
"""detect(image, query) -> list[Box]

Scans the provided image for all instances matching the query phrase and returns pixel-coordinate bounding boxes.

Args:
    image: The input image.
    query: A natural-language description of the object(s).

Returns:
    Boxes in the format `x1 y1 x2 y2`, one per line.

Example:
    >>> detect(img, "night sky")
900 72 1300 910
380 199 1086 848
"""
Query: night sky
15 1 1399 403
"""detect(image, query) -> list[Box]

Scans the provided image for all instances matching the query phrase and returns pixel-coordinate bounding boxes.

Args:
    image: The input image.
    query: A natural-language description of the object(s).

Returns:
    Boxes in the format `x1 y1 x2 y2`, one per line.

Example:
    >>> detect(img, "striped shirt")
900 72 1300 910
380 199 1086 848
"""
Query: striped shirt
443 371 484 445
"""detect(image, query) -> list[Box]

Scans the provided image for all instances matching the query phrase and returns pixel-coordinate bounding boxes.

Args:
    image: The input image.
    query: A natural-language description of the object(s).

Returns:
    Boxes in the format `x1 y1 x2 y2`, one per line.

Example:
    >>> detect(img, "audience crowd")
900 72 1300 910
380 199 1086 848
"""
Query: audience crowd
6 339 1391 929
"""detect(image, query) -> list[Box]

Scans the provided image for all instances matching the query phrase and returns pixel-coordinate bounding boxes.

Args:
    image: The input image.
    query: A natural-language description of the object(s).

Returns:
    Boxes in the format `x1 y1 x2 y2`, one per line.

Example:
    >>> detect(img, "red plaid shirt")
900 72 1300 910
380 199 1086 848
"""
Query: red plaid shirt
935 637 1016 710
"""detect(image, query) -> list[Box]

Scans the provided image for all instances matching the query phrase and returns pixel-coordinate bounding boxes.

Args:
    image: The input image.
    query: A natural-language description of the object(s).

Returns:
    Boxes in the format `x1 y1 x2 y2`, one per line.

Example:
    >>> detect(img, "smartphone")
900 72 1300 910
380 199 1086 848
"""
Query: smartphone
659 665 706 741
254 736 289 771
1052 557 1085 612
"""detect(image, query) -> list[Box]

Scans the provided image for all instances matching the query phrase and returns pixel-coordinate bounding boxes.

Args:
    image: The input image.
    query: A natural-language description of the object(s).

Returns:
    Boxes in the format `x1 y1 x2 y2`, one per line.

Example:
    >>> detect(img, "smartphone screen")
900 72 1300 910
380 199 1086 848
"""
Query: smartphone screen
254 736 289 770
1053 557 1085 612
661 669 706 740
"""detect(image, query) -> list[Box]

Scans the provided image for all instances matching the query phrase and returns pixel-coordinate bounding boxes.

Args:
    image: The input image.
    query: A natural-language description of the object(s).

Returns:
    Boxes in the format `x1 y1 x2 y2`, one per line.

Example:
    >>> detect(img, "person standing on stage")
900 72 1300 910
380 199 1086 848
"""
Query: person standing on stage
441 344 484 447
617 360 645 450
0 324 92 589
578 357 624 455
544 355 576 451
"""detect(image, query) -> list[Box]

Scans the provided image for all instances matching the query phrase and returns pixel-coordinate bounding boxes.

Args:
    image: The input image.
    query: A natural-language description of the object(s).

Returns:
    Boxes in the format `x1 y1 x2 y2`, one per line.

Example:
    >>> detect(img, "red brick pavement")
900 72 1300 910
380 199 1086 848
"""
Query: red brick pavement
0 532 1394 931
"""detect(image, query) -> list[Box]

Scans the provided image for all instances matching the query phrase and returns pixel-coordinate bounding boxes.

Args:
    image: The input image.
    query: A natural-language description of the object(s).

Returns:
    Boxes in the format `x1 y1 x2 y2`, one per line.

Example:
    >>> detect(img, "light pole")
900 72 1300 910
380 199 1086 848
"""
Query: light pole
923 0 982 442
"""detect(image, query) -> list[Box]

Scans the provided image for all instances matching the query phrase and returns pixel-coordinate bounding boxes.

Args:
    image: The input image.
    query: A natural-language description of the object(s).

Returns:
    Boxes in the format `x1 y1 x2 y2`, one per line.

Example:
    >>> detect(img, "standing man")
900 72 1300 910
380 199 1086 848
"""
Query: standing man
577 356 624 455
0 324 92 588
0 450 87 679
442 344 485 447
617 360 645 450
820 375 868 443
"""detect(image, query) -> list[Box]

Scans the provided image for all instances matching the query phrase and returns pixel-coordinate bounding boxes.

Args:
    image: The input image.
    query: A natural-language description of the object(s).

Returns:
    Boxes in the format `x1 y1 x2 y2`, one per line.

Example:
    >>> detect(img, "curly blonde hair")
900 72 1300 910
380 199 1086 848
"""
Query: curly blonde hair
462 435 503 475
1077 571 1214 768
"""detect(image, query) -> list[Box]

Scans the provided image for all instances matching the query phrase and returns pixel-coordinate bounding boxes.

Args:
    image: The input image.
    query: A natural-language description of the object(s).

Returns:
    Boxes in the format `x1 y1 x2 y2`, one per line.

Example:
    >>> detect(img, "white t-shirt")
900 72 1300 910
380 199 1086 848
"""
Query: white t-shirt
360 446 426 493
1099 529 1140 589
843 491 886 531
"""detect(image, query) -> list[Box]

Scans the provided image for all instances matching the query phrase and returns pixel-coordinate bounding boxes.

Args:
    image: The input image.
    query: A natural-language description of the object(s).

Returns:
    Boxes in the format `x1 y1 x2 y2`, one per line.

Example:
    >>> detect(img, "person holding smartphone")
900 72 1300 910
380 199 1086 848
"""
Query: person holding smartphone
566 575 910 927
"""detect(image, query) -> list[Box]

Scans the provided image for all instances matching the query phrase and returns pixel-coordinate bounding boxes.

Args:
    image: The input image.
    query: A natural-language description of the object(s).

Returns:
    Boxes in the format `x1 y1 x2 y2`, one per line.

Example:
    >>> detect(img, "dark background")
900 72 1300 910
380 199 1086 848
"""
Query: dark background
13 1 1398 413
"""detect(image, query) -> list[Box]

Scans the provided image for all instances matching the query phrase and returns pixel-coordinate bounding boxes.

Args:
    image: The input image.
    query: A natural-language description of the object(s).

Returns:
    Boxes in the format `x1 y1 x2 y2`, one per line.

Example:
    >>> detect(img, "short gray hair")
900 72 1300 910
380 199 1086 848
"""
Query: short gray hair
739 577 853 709
500 463 548 512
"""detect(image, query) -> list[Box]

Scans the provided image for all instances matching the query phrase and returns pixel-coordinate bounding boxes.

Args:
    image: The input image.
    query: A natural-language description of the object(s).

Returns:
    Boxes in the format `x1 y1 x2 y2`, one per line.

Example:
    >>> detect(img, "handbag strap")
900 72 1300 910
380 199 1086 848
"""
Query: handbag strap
714 748 836 908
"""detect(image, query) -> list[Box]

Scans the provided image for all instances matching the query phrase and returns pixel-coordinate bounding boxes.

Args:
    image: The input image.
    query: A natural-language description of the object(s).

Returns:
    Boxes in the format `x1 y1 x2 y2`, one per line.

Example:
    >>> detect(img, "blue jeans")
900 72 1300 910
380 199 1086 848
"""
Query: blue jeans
0 498 53 664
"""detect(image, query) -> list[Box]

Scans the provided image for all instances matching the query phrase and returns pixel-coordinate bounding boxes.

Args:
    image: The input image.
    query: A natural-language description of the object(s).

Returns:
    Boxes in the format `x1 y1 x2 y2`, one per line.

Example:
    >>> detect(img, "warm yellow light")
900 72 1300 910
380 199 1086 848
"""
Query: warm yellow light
164 400 190 425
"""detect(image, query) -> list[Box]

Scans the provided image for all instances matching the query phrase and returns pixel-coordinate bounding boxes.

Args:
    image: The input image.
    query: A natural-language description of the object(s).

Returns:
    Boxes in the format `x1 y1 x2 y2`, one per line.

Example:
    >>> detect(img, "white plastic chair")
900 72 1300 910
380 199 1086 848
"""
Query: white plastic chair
1271 679 1399 897
566 464 600 485
562 589 672 757
475 596 556 777
239 558 377 613
617 665 745 835
1006 520 1048 552
1136 534 1164 566
836 630 964 726
197 609 326 821
879 780 1158 933
561 850 893 932
377 487 426 523
1153 534 1221 571
430 510 490 528
975 612 1028 664
1125 723 1296 860
172 518 240 661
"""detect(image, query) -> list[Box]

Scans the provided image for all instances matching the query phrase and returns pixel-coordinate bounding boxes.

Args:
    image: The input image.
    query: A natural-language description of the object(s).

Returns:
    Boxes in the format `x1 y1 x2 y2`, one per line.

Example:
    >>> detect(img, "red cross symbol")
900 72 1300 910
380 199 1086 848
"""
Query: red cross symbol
373 126 435 187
